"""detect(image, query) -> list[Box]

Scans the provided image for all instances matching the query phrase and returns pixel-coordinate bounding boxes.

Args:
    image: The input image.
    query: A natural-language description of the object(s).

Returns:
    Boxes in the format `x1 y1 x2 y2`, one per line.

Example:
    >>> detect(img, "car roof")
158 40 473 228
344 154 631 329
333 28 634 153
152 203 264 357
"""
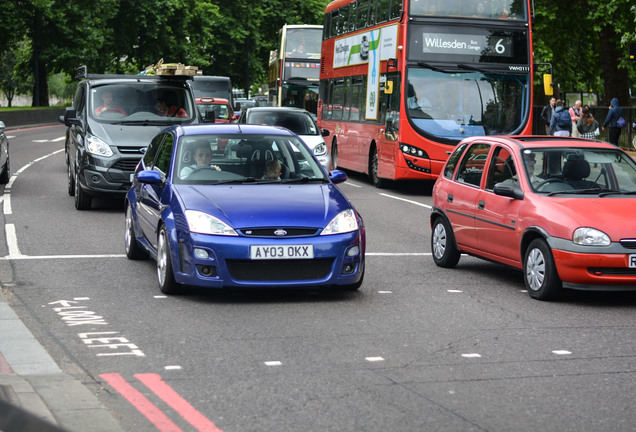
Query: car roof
195 97 230 104
462 135 619 152
245 107 309 114
174 123 296 137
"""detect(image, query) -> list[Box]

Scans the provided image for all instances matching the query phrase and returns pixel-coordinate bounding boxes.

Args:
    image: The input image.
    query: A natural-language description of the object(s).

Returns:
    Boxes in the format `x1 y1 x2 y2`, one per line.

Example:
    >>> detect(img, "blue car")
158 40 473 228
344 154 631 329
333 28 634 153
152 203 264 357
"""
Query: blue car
125 124 365 294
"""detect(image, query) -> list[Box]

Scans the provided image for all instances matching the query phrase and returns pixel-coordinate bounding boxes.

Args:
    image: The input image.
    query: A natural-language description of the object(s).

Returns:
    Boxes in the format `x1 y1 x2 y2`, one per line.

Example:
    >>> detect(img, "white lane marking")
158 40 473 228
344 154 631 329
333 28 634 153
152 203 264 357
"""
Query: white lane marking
461 353 482 358
5 224 22 258
3 194 10 215
379 192 431 209
378 290 392 294
552 350 572 355
367 252 430 256
164 365 182 370
51 136 66 142
447 289 463 293
264 361 282 366
365 357 384 362
343 181 363 188
1 254 126 260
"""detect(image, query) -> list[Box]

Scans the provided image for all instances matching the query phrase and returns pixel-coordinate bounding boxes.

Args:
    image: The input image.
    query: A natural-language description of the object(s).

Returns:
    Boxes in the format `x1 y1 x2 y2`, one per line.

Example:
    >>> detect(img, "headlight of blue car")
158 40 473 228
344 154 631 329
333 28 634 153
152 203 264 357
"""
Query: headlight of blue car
321 209 358 235
186 210 238 236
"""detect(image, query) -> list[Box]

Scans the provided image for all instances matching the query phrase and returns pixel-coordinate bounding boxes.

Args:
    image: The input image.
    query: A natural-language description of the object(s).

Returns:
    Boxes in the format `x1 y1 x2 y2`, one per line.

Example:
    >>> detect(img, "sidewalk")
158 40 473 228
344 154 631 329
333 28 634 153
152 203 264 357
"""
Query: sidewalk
0 294 125 432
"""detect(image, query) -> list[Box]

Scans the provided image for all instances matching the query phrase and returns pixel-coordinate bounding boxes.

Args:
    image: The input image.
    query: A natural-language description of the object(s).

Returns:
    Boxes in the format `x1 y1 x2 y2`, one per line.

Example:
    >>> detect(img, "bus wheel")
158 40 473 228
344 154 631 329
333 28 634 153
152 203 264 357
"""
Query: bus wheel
370 147 387 188
331 142 339 170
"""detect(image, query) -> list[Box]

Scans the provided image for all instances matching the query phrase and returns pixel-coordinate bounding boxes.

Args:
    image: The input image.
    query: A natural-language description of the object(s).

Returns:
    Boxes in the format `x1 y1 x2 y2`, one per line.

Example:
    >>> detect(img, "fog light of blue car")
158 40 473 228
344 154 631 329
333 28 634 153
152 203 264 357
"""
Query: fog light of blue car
346 246 359 257
343 264 355 274
194 248 209 259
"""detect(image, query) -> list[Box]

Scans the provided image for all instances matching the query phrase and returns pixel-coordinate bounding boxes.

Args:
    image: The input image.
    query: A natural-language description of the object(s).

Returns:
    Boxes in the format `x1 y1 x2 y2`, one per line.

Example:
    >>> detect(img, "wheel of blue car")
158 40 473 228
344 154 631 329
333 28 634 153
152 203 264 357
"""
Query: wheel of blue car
124 203 148 260
431 217 460 268
157 226 178 294
524 238 561 300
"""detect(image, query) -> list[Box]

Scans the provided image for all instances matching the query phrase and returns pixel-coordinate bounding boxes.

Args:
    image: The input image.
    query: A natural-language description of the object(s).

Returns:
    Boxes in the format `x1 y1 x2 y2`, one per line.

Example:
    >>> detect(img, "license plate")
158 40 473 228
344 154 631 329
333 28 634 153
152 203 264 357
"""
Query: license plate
629 254 636 268
250 245 314 260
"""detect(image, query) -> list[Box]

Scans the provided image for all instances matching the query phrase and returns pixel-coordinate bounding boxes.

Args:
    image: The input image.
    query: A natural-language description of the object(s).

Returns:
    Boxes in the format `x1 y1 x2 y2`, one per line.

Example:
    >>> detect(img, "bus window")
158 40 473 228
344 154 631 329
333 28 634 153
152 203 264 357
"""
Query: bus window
409 0 525 20
406 68 527 139
357 0 369 29
377 0 390 23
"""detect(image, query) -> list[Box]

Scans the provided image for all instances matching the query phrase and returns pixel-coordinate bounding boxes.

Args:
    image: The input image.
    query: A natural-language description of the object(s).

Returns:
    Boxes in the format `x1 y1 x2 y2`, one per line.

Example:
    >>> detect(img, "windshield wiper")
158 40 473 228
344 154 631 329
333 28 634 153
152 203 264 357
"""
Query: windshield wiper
548 188 614 197
598 190 636 197
457 63 491 74
417 61 448 73
282 177 329 184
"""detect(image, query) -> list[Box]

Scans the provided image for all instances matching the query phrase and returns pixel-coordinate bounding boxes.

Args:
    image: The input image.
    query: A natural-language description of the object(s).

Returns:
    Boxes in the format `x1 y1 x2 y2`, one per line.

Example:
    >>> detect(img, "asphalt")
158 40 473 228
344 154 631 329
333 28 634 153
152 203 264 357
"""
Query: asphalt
0 291 125 432
0 122 125 431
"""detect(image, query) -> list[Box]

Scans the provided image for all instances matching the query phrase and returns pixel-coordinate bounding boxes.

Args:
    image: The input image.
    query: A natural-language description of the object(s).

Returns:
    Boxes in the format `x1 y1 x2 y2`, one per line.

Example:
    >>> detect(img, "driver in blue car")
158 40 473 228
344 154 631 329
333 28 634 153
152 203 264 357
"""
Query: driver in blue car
180 141 221 178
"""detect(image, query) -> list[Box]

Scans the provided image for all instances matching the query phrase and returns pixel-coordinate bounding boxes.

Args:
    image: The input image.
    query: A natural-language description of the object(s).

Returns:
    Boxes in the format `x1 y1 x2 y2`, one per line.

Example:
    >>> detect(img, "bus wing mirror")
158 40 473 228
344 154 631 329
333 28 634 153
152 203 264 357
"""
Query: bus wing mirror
543 74 553 96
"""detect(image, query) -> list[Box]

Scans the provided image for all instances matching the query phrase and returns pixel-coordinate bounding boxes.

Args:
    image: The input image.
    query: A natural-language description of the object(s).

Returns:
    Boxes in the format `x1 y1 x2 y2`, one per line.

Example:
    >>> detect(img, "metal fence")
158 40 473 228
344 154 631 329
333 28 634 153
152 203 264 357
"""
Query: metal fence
532 105 635 151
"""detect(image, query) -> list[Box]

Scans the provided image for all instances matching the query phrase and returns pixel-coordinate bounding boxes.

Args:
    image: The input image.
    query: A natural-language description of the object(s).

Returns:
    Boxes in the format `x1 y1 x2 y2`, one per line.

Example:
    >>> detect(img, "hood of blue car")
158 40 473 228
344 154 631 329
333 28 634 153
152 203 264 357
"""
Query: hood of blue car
174 184 350 229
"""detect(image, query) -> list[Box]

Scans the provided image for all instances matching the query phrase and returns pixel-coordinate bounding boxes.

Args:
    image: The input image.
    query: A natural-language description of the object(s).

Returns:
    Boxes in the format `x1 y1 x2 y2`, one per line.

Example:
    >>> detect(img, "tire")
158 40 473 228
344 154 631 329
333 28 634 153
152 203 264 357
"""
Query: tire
331 142 339 170
370 146 387 188
524 238 561 300
67 159 75 196
157 226 179 294
124 203 148 260
0 158 10 184
431 217 461 268
74 170 92 210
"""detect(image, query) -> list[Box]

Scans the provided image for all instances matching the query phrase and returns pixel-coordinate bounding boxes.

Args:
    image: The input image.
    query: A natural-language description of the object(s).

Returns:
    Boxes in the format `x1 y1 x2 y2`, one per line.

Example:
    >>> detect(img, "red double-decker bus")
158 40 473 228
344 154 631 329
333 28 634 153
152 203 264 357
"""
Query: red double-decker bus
318 0 539 187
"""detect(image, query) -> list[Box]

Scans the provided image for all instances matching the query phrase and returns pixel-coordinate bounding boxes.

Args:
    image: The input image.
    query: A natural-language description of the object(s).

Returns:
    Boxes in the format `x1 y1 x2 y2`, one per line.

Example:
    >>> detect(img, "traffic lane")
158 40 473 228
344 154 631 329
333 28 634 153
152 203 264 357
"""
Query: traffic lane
5 124 67 169
7 148 125 257
9 251 636 431
338 175 433 254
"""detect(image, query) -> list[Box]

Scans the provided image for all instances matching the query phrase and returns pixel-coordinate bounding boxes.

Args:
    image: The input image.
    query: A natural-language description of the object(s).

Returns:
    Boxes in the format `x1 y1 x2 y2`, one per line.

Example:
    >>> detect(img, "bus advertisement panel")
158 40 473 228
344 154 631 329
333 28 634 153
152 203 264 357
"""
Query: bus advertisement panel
318 0 537 187
268 25 323 114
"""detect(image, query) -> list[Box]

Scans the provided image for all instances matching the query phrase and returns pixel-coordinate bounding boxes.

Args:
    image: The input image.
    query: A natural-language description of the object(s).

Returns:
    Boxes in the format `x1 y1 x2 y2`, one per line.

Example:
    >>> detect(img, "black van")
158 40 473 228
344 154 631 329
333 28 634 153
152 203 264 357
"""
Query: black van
60 66 204 210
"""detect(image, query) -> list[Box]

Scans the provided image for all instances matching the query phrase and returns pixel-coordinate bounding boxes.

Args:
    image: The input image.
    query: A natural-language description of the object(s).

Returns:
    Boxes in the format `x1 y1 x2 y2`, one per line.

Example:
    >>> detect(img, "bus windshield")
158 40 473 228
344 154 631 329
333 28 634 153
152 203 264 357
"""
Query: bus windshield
409 0 526 20
406 68 528 139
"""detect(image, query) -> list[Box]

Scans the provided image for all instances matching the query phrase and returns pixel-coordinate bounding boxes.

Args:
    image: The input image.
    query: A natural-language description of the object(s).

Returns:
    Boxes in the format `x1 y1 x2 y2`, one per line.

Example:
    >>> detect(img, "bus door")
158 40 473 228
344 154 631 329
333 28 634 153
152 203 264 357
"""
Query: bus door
378 73 400 179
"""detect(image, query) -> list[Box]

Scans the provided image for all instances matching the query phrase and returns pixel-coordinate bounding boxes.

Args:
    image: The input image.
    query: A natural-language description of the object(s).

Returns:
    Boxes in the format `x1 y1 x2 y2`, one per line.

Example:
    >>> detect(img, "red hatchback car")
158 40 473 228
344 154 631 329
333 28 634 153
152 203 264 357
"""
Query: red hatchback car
195 97 238 123
431 136 636 300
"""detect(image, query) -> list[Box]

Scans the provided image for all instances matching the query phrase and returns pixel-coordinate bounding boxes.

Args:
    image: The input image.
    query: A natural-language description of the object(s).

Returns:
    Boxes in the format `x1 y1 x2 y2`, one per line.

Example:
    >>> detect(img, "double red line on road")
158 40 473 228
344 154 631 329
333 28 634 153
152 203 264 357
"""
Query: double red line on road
100 373 223 432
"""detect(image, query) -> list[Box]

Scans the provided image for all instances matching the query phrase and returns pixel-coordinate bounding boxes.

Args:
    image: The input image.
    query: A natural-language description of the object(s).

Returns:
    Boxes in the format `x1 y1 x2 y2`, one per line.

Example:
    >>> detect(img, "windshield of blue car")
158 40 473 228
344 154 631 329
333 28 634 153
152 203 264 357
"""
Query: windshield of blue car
522 147 636 194
173 133 328 184
90 83 196 123
246 112 319 136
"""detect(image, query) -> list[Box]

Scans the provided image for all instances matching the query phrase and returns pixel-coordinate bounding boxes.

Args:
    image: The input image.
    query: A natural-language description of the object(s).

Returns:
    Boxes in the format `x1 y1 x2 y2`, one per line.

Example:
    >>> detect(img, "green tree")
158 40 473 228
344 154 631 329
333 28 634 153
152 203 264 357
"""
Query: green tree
533 0 636 106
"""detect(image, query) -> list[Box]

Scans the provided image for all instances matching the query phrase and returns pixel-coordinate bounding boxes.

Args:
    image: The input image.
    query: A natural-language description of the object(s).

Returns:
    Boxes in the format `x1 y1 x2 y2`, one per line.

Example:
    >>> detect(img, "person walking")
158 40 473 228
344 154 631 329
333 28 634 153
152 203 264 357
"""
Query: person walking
548 99 572 137
569 100 582 138
540 96 556 135
576 106 599 139
602 97 623 146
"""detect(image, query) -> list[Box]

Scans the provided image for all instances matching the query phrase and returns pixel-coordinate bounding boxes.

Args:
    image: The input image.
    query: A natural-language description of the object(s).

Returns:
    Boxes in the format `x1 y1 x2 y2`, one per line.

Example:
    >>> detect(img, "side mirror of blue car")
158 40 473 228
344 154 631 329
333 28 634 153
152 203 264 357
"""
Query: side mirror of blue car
329 170 348 184
136 170 163 185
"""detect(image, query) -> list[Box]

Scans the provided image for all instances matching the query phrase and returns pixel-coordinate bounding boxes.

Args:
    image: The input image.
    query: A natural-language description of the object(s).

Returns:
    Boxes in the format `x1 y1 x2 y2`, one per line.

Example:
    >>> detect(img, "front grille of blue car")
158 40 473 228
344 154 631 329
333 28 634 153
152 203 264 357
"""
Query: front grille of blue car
239 228 320 237
226 259 333 281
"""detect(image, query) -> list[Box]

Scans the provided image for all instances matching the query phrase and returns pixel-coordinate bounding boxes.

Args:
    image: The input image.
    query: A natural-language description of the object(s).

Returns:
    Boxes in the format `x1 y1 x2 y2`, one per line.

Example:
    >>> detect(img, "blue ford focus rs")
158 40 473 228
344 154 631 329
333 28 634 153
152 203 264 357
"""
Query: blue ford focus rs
125 124 365 294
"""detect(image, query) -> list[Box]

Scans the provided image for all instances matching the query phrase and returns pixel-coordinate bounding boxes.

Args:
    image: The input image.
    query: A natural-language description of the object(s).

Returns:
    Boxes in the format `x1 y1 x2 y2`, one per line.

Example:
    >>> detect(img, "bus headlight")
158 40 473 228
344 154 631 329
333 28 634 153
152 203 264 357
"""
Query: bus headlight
400 143 429 159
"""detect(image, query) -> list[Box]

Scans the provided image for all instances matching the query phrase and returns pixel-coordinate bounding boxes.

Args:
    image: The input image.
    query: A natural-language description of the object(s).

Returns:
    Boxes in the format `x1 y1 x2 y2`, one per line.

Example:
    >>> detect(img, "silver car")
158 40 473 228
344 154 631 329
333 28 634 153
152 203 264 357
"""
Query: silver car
238 107 331 170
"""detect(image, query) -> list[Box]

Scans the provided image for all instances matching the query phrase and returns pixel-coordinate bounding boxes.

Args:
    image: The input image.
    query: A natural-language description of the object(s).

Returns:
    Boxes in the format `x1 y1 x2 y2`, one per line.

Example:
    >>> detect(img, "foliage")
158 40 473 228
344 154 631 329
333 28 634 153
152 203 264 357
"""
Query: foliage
0 0 633 106
532 0 636 105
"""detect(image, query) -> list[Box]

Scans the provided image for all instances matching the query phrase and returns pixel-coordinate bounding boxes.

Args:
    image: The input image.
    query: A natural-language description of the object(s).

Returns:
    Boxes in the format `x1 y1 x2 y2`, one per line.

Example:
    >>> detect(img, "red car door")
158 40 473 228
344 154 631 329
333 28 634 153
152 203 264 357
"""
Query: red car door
474 145 524 267
444 143 491 251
